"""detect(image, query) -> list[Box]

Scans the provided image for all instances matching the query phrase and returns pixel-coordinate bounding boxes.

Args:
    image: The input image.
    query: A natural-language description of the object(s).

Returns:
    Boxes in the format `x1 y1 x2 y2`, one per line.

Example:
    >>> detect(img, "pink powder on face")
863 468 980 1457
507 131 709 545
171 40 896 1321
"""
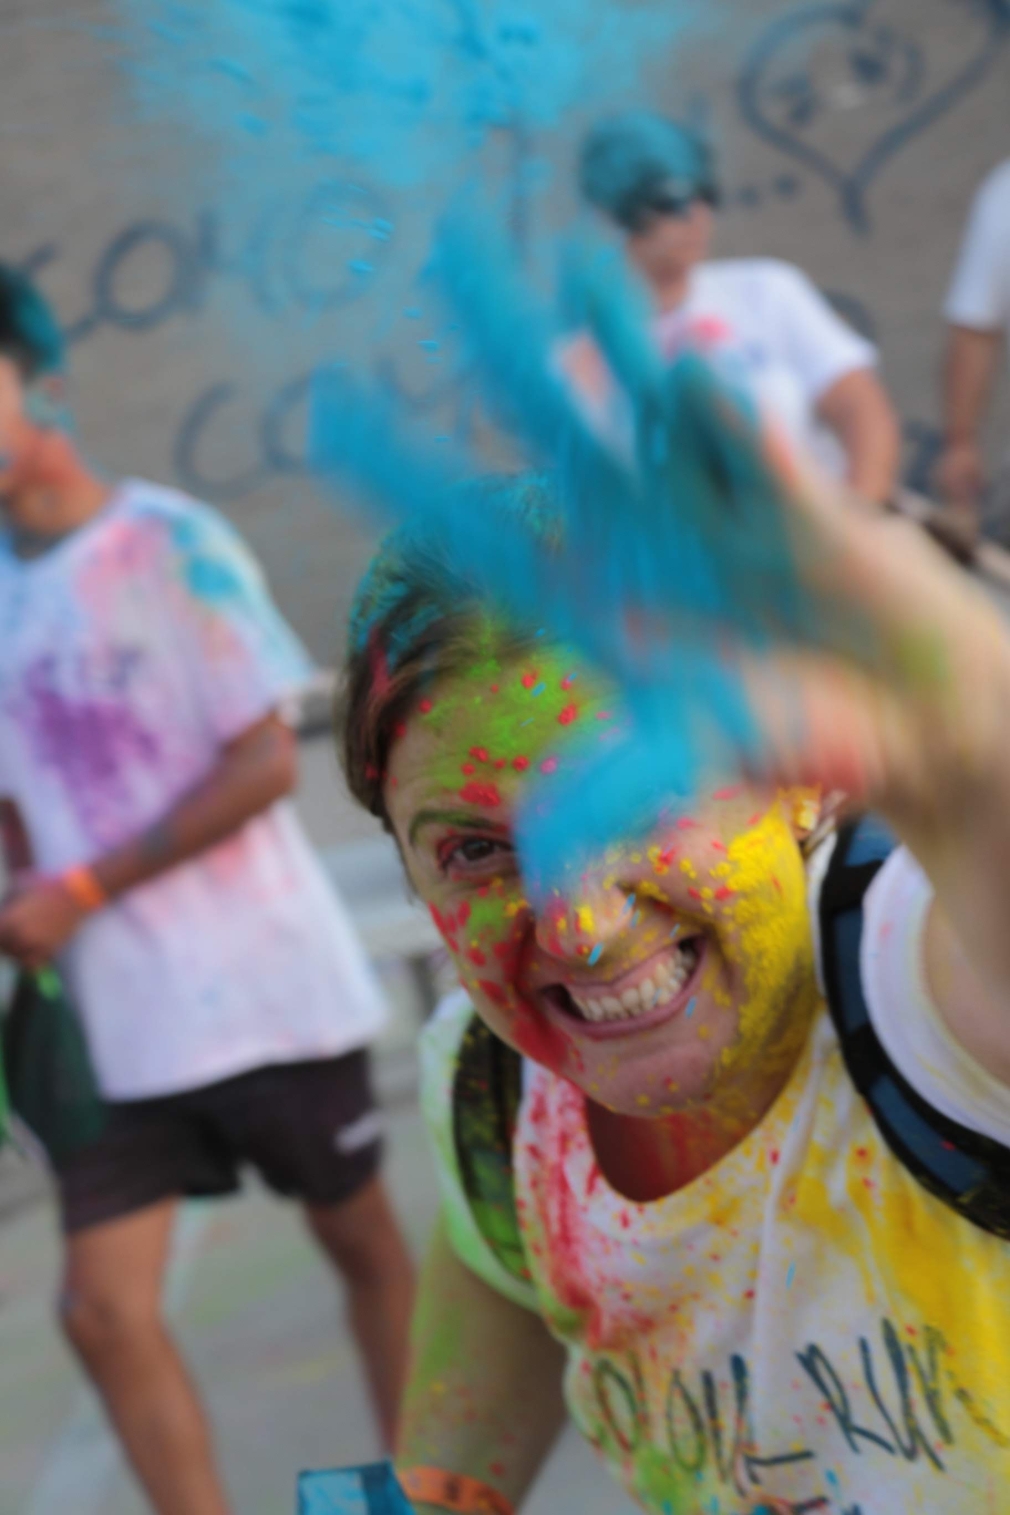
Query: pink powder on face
540 757 559 775
459 781 502 807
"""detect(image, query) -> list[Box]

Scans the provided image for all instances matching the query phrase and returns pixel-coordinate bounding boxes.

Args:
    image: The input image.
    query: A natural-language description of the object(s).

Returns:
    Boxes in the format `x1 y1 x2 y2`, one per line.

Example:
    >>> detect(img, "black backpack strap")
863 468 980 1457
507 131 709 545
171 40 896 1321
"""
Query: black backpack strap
451 1014 529 1286
821 817 1010 1240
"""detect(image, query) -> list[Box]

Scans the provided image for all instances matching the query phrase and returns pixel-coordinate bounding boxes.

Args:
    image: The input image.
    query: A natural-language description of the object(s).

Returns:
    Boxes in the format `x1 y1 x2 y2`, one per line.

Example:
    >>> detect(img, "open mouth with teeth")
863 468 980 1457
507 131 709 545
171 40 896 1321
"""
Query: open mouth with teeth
542 936 704 1034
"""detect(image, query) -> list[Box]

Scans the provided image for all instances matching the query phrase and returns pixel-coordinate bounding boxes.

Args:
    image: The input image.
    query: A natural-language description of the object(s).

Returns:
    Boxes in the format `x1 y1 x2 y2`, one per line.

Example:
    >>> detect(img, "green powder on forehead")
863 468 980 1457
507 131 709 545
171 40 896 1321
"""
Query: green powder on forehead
412 635 617 799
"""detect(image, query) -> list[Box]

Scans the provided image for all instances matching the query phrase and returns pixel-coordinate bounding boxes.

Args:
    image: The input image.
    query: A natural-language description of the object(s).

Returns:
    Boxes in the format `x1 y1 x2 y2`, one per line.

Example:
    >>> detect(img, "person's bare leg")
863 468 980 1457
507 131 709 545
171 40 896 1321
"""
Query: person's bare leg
306 1176 416 1451
60 1199 232 1515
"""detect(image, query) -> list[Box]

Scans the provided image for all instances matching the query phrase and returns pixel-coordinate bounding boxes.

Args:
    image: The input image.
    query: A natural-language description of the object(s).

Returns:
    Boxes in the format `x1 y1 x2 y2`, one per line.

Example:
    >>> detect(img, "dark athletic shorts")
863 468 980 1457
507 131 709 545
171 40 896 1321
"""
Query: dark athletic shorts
55 1050 383 1235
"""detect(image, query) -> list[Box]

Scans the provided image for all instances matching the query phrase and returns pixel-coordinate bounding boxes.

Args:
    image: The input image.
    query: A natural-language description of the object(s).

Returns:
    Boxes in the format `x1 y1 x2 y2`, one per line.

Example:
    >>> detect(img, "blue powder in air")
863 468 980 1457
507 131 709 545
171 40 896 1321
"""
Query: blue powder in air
311 208 846 893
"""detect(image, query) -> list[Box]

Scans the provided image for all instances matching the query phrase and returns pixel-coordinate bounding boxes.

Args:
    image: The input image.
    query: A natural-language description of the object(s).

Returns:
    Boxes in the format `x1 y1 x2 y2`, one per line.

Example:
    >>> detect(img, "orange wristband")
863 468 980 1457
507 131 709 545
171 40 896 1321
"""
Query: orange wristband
398 1468 513 1515
59 864 108 914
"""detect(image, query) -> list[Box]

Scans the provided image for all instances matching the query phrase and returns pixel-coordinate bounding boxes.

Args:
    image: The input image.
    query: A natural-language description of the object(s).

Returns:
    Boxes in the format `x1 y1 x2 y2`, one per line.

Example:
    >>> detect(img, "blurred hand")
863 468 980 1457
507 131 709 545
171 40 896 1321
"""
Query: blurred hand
731 431 1010 827
936 440 986 512
0 878 87 970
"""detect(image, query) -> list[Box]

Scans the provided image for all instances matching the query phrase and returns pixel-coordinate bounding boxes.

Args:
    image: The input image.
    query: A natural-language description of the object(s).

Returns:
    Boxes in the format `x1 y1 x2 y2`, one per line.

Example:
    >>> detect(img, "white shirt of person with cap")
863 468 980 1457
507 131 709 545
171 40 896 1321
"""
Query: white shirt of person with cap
565 111 902 505
938 158 1010 544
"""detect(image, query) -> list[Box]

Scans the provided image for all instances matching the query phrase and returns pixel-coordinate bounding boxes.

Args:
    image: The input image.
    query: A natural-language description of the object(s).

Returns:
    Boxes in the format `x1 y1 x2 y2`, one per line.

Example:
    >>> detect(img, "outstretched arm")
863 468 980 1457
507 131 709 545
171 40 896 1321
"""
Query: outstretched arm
399 1214 567 1513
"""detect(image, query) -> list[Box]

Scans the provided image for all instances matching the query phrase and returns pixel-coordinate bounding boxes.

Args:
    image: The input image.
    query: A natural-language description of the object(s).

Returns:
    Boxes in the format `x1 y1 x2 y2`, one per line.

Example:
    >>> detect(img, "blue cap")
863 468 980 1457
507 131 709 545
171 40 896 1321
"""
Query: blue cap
579 111 720 228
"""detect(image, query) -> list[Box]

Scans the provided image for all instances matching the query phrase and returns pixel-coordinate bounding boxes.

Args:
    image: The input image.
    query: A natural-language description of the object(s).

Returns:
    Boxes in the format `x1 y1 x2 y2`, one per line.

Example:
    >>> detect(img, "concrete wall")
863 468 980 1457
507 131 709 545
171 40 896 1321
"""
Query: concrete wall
3 0 1008 659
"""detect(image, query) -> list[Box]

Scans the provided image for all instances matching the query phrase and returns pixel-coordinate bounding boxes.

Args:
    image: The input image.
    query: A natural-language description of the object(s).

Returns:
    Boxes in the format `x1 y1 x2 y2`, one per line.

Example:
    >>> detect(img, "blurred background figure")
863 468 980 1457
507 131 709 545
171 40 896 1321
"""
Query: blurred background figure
575 111 902 505
0 267 414 1515
939 158 1010 547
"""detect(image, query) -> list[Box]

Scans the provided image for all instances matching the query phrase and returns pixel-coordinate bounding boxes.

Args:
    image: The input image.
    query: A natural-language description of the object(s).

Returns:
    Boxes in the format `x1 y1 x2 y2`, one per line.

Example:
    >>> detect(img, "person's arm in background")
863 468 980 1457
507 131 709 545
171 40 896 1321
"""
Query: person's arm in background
398 1214 567 1515
772 261 901 506
816 366 902 505
936 163 1010 534
936 323 1004 521
0 712 297 970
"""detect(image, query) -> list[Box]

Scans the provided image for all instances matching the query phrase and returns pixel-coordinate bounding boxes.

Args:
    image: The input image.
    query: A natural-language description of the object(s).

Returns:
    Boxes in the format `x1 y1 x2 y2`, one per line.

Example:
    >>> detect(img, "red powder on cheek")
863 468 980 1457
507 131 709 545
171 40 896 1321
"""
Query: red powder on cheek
468 948 487 967
513 756 530 772
418 699 433 715
521 672 538 689
714 886 734 901
469 747 489 763
511 1006 571 1071
558 703 579 726
459 782 502 807
461 763 476 775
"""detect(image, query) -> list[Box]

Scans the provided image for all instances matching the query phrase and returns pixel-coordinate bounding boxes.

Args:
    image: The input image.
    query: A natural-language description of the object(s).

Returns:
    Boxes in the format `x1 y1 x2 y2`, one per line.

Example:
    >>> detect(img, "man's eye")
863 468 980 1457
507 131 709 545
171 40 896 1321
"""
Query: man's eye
438 836 513 874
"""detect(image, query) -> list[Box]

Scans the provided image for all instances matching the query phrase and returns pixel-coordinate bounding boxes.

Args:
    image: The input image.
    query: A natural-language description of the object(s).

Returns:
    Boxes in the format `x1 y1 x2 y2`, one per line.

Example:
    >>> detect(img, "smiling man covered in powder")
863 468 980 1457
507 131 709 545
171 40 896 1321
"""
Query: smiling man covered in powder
0 266 414 1515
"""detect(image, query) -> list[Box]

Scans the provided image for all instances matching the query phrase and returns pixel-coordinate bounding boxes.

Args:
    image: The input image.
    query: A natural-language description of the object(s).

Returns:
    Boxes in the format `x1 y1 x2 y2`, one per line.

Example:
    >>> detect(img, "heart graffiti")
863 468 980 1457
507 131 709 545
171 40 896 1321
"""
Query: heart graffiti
737 0 1010 233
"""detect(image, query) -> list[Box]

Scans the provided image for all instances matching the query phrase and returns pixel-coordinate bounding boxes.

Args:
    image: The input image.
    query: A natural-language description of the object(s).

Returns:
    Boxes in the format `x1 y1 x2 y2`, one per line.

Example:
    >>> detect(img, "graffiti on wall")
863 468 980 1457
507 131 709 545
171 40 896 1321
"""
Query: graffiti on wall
11 0 1007 504
738 0 1010 233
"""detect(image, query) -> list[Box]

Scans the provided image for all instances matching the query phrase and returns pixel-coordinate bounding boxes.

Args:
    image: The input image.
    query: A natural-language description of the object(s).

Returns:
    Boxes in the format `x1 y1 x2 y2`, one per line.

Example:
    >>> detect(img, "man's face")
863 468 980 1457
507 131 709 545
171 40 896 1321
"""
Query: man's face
384 640 819 1118
625 201 714 293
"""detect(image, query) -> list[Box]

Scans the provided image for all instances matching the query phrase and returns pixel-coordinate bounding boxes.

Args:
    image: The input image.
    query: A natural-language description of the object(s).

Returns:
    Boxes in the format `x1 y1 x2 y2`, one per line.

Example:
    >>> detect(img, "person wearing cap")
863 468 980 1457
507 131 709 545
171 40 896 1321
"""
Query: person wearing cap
937 158 1010 548
573 111 901 505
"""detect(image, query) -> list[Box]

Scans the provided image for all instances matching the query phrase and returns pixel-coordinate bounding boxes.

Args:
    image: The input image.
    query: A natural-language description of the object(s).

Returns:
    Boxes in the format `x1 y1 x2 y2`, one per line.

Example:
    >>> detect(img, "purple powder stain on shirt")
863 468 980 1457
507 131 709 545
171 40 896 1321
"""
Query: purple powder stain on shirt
18 657 162 845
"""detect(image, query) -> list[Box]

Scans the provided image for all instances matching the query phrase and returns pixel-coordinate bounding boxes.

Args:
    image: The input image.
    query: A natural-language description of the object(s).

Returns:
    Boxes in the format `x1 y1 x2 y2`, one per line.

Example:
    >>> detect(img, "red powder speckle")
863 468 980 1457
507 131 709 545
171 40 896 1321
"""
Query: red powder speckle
713 785 743 801
489 1463 506 1479
478 979 507 1006
772 876 783 895
470 746 489 763
558 703 579 726
521 671 538 689
456 902 471 927
459 782 502 808
540 757 559 775
769 1149 780 1165
461 763 476 776
676 817 698 831
711 841 727 853
468 948 487 967
748 812 764 826
714 885 734 902
561 674 577 690
688 887 702 900
512 755 530 772
393 721 407 740
418 698 433 715
490 684 499 693
364 763 379 782
494 758 506 770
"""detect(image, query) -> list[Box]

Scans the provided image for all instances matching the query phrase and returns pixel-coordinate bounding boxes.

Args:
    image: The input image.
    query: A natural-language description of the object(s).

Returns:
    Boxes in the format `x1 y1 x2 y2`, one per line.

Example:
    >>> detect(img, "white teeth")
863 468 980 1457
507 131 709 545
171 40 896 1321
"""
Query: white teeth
564 939 699 1026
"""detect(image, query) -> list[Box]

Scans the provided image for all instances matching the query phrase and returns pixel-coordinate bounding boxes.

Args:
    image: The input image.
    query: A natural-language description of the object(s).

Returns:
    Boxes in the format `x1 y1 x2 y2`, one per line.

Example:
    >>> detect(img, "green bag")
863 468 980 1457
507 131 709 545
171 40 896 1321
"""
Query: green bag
1 965 108 1166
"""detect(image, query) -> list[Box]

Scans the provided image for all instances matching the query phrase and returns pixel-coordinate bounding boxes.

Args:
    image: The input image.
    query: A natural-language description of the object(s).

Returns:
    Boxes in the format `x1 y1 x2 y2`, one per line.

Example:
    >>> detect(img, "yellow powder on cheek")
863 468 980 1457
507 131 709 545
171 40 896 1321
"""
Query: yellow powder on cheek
717 812 818 1079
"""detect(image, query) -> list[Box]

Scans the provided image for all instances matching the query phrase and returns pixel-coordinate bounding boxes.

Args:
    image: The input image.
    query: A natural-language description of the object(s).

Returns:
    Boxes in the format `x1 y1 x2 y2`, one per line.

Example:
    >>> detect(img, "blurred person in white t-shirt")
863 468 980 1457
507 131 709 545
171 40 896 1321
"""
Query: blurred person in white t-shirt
938 160 1010 546
0 266 414 1514
571 111 901 504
